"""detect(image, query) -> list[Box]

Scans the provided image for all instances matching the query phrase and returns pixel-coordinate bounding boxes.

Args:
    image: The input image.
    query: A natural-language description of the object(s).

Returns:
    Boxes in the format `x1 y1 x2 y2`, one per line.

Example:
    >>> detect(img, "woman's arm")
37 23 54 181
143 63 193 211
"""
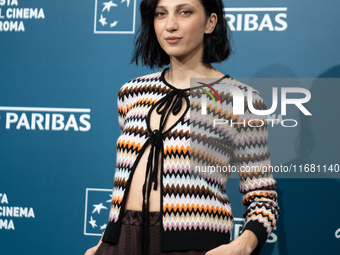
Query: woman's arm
233 89 280 254
206 86 280 255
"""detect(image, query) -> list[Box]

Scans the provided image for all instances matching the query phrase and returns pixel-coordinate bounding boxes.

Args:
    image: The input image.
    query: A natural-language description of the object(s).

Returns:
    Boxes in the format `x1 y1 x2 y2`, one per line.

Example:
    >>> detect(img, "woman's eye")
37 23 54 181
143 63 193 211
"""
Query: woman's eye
155 12 166 17
180 10 192 15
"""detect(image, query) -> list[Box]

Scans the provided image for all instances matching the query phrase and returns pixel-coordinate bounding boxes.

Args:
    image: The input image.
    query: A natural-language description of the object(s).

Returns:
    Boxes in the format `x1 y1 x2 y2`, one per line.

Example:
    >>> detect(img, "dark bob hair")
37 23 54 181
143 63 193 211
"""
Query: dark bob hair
131 0 232 69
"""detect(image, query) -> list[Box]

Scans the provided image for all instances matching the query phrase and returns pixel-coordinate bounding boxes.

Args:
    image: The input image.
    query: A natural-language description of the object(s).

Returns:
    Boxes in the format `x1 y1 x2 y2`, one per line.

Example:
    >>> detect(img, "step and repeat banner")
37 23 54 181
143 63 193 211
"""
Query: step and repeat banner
1 0 339 254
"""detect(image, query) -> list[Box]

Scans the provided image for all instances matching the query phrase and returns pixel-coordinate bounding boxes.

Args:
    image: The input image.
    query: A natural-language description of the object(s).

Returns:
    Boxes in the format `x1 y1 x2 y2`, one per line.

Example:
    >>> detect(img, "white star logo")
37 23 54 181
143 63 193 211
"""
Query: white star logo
99 14 107 26
102 0 118 12
92 203 108 214
106 194 112 203
89 216 97 228
110 21 119 27
100 224 107 230
121 0 130 7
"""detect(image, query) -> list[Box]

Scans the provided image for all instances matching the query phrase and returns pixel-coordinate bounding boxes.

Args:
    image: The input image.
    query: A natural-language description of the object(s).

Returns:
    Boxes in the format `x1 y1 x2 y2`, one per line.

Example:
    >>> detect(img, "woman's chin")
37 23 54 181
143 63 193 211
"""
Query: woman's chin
165 50 185 58
166 52 192 61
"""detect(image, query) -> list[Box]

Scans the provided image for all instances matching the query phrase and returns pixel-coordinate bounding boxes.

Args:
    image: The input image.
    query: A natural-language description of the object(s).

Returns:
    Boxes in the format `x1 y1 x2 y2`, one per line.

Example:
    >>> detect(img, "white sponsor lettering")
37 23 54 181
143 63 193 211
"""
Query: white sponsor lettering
0 0 45 32
0 206 35 218
225 9 288 32
6 8 45 19
0 193 9 204
0 193 35 231
0 219 15 230
0 20 24 31
0 0 18 6
4 112 91 132
225 13 288 32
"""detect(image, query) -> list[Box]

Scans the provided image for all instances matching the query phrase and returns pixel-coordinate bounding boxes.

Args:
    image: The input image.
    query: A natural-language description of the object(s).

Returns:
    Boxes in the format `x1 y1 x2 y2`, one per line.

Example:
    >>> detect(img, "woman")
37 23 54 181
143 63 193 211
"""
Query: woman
85 0 279 254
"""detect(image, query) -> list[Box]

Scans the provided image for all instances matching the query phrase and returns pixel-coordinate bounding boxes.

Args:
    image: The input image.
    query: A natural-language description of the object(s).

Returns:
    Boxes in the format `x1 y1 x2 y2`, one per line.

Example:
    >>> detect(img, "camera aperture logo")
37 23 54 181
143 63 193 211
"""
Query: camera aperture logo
94 0 136 34
197 82 222 115
198 82 312 128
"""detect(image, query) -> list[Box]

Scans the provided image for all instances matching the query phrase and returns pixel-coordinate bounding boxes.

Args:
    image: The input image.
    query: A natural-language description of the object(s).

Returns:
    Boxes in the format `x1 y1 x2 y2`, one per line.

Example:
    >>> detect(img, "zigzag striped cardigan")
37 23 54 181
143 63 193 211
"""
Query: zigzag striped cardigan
103 68 280 254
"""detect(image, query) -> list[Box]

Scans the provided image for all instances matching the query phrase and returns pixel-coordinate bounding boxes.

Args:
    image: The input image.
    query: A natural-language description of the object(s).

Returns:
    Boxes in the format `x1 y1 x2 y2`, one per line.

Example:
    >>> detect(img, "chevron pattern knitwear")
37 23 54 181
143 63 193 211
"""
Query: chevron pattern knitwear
102 68 280 255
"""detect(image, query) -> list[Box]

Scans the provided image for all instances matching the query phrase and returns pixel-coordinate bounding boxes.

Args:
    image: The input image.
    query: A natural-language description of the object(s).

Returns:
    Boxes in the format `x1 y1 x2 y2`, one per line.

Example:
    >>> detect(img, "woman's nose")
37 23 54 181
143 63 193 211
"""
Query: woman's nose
165 15 179 32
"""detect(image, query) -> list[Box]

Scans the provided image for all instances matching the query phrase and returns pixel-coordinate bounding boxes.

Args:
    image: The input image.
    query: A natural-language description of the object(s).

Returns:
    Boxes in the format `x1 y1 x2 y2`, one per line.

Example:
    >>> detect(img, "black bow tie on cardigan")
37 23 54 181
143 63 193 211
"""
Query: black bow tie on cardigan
140 88 188 255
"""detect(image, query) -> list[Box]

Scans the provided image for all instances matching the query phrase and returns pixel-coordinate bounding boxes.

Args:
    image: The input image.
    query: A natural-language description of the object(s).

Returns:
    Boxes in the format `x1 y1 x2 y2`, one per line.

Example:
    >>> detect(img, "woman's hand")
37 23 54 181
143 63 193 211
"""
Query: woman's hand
84 244 100 255
205 230 258 255
84 234 103 255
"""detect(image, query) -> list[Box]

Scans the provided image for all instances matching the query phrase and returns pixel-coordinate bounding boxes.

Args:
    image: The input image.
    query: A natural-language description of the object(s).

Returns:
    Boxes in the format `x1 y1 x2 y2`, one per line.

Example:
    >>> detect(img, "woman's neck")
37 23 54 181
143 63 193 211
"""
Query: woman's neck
165 52 225 89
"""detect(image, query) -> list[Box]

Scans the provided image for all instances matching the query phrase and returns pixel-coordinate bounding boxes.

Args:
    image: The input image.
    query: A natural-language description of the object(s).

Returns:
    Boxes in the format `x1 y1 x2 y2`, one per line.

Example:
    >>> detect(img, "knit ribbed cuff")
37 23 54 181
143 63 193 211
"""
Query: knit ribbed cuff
242 220 269 255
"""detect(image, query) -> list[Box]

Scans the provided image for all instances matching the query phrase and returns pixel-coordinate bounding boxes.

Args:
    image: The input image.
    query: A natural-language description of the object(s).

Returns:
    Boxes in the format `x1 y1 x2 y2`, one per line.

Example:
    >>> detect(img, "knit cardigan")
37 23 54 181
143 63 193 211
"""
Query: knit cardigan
102 68 280 254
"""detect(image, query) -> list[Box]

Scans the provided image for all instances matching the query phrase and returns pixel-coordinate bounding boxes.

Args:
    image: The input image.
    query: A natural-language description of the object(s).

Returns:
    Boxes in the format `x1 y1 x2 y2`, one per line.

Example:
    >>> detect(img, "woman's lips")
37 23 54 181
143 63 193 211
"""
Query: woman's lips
165 37 182 44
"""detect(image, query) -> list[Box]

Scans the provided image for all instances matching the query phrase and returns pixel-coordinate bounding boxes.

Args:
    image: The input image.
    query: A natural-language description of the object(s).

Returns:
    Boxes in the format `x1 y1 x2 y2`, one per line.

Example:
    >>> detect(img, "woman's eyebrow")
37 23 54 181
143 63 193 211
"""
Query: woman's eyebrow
156 4 194 9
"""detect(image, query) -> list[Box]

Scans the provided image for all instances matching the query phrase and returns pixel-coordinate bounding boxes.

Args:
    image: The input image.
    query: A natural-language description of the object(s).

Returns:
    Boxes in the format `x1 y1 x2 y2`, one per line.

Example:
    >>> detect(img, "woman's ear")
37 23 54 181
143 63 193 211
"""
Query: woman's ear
205 13 218 34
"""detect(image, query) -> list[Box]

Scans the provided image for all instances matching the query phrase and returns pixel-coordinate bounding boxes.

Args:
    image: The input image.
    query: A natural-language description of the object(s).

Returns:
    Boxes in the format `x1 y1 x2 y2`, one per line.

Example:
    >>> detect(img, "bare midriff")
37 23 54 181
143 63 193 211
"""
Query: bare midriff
124 97 188 212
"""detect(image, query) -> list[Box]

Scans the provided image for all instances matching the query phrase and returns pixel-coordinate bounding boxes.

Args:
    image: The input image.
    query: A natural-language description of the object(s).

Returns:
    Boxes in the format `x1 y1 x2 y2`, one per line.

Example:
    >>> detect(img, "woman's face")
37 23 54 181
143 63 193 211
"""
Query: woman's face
154 0 215 60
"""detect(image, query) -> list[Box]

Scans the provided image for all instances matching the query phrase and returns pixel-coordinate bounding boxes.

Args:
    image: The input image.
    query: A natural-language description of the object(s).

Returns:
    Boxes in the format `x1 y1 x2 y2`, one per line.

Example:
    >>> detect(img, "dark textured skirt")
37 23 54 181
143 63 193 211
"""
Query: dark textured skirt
95 209 207 255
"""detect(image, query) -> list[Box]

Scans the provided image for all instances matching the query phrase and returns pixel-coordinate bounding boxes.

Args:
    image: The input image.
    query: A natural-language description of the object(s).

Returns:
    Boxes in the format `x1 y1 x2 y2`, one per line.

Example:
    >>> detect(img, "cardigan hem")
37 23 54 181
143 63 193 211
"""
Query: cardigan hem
161 230 230 252
243 220 269 255
102 221 120 244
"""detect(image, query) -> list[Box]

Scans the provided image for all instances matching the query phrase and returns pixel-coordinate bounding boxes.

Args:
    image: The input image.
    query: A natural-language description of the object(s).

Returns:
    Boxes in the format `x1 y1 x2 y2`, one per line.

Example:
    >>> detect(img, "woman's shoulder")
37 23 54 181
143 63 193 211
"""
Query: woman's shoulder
123 70 163 87
118 69 164 96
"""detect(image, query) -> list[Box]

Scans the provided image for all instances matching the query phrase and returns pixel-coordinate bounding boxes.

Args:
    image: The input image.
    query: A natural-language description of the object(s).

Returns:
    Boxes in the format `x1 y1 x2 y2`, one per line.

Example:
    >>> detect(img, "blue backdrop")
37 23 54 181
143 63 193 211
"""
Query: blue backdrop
1 0 339 254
